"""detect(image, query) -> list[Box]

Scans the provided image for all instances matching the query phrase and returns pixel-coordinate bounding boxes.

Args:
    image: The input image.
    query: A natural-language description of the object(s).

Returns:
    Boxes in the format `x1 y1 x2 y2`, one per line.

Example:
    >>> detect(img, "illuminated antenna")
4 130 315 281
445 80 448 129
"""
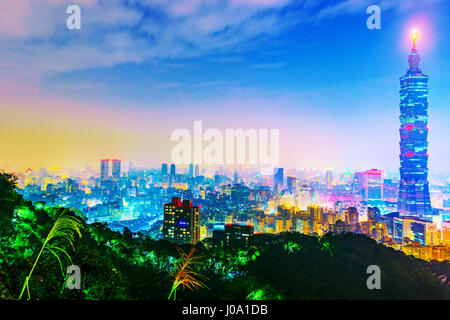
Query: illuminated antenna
412 29 418 49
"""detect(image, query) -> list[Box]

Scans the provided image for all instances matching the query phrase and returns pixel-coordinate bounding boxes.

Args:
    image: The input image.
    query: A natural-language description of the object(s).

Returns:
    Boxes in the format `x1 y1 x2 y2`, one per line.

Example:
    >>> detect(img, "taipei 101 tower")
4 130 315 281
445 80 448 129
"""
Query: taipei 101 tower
397 31 432 217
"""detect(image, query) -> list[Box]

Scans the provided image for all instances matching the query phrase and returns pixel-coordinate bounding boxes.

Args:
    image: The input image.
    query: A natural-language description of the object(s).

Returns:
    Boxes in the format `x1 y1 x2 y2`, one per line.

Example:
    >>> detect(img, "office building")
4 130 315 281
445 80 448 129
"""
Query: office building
365 169 383 201
325 170 333 189
274 167 284 187
100 159 110 181
195 164 199 177
163 197 200 244
287 176 296 194
161 163 168 176
213 223 254 246
111 159 121 181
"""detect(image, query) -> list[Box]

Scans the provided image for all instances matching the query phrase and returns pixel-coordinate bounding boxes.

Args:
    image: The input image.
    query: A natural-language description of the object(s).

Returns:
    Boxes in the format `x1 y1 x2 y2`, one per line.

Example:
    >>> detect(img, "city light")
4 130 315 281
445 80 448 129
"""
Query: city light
0 0 449 305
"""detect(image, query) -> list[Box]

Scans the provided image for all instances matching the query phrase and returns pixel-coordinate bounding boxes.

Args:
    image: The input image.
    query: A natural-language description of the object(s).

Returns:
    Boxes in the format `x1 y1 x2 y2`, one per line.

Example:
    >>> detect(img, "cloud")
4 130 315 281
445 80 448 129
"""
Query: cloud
0 0 299 84
251 62 285 69
311 0 444 22
0 0 444 92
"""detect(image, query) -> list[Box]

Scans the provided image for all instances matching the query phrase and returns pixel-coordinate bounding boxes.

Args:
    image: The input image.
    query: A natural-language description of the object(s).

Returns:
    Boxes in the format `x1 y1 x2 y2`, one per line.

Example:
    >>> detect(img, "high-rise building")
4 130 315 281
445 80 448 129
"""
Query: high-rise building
273 167 283 187
441 221 450 246
393 216 437 245
163 197 200 244
355 169 383 201
397 31 432 217
354 171 365 194
195 164 199 177
297 187 312 210
367 206 381 222
213 224 254 246
364 169 383 201
231 184 250 203
169 163 176 188
100 159 110 181
346 207 359 226
161 163 168 176
111 159 121 181
325 170 333 189
189 163 194 177
287 176 296 194
308 205 324 224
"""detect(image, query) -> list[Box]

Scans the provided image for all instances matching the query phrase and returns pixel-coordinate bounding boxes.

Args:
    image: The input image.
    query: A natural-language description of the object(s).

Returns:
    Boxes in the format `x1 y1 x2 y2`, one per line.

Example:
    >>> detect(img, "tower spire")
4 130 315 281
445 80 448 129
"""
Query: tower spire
412 30 417 51
408 30 421 74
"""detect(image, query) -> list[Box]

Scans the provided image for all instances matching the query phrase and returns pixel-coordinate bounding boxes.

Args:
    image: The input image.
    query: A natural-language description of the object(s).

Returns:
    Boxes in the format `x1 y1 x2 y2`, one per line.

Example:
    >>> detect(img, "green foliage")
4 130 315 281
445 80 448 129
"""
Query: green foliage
246 285 282 300
0 172 23 234
18 210 84 300
245 232 450 299
0 172 449 300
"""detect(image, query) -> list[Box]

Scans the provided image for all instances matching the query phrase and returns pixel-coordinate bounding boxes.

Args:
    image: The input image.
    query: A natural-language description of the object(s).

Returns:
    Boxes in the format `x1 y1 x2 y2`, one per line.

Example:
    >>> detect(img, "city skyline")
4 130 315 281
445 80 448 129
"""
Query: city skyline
1 1 450 172
2 0 450 304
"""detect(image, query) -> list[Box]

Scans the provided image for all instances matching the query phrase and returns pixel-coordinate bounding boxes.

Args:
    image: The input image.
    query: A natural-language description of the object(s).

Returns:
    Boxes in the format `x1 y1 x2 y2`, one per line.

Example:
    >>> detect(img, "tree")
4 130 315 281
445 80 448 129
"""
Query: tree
0 172 22 234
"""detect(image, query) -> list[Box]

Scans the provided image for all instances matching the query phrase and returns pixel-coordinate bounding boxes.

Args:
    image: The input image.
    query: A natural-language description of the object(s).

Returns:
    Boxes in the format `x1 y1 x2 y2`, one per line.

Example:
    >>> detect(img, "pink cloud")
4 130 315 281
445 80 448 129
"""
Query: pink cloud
0 0 98 37
0 0 31 36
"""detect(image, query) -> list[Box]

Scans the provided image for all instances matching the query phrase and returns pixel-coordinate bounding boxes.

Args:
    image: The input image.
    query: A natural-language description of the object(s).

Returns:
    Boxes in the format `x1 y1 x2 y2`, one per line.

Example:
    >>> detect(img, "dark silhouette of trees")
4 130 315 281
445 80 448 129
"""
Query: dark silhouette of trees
0 172 23 234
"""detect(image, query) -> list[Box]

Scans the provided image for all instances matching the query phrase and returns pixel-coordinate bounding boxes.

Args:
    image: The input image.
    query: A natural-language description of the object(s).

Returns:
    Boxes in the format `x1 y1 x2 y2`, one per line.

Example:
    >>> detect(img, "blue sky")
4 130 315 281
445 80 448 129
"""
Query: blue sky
0 0 449 172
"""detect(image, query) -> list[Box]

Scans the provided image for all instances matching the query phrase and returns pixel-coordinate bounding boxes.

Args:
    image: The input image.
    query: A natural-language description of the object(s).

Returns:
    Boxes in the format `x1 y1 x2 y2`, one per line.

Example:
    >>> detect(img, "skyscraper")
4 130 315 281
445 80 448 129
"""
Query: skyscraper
325 170 333 189
100 159 110 181
169 163 176 188
111 159 121 181
189 163 194 177
163 197 200 244
362 169 383 201
346 207 359 226
273 167 283 187
161 163 168 176
195 164 199 177
397 31 432 217
287 176 296 194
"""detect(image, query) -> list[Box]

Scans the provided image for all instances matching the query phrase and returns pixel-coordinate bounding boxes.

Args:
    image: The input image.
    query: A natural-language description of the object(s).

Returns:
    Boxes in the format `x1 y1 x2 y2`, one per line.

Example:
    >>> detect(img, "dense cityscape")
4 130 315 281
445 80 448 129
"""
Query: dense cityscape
15 160 450 263
1 0 449 305
11 34 450 263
